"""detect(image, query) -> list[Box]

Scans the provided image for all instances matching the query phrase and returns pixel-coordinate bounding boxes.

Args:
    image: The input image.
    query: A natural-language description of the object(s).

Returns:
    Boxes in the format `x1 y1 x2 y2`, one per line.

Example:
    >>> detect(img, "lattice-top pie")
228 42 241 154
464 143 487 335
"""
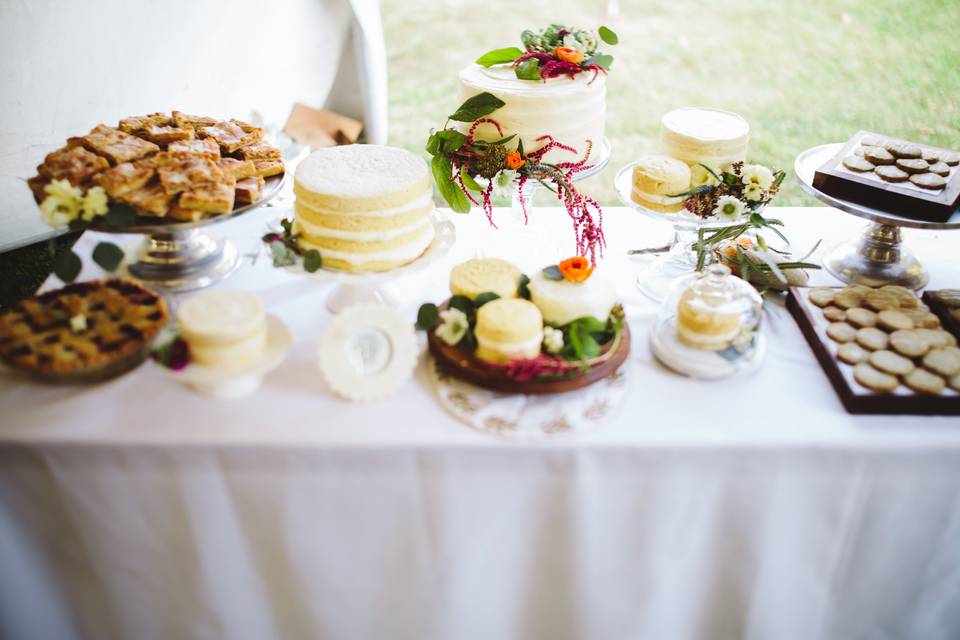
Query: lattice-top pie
0 279 169 376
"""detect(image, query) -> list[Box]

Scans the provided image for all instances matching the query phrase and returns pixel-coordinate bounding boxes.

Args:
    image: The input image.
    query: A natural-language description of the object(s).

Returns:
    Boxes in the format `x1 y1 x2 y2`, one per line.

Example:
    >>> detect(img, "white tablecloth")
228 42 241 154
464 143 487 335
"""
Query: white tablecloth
2 206 960 640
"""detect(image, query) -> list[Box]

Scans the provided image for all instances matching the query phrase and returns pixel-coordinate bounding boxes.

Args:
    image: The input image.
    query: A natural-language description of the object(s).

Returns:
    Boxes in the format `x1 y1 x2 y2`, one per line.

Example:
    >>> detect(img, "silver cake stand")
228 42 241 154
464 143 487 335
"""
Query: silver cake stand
88 144 307 292
796 143 960 290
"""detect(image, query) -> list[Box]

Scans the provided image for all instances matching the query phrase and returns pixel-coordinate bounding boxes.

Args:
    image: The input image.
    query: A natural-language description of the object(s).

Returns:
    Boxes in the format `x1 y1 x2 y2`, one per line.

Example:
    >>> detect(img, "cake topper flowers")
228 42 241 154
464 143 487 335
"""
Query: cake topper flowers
476 24 619 82
426 92 606 262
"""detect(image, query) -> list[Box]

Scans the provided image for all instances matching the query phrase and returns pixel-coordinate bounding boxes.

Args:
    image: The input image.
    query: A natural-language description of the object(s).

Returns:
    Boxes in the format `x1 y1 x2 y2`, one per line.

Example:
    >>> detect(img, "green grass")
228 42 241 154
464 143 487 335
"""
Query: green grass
382 0 960 206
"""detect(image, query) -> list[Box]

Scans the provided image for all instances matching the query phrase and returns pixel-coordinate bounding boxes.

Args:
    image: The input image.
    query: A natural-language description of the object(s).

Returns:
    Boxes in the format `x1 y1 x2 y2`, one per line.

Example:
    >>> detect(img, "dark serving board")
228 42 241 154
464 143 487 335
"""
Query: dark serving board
428 324 631 395
812 131 960 222
786 286 960 415
924 290 960 338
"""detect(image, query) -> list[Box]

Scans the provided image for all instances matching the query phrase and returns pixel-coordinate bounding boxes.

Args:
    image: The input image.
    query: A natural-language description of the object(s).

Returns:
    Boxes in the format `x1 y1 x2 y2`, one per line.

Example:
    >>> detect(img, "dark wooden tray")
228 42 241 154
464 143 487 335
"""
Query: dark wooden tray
428 324 631 395
924 290 960 338
812 131 960 223
786 286 960 415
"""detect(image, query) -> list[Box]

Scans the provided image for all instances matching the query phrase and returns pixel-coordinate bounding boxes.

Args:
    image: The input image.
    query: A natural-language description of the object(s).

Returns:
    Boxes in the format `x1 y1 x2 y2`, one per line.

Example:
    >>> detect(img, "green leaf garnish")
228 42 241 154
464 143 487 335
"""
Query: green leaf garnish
102 204 138 229
585 53 614 70
53 249 82 282
473 292 500 307
449 295 474 317
431 155 470 213
416 303 439 331
448 92 506 122
514 58 541 81
269 241 295 267
476 47 524 67
92 242 124 272
542 265 563 280
303 249 322 273
598 26 619 45
517 273 531 299
461 172 482 193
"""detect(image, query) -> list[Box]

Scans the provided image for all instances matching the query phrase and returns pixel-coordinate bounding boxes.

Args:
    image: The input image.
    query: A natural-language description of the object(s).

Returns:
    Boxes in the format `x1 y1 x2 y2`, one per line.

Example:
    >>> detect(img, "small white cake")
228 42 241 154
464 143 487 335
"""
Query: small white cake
528 270 617 326
179 290 267 368
660 107 749 170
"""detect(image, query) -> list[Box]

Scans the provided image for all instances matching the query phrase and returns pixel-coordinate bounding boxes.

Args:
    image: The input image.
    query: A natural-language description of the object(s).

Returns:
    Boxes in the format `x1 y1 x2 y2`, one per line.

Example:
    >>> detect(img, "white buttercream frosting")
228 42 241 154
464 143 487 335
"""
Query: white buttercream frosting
631 187 685 206
297 222 435 265
296 189 433 219
528 270 617 326
295 145 428 199
296 215 431 241
660 107 750 168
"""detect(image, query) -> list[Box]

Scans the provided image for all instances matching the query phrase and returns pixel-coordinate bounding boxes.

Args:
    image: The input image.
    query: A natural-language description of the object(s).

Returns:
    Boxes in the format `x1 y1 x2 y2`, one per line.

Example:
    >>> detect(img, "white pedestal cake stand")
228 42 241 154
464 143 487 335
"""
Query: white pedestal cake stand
285 211 456 314
613 162 747 302
88 145 307 292
796 143 960 290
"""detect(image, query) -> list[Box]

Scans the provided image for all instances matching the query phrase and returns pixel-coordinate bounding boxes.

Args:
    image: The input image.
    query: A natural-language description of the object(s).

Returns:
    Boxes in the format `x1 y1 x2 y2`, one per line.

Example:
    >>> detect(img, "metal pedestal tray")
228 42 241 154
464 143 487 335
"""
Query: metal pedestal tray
795 144 960 290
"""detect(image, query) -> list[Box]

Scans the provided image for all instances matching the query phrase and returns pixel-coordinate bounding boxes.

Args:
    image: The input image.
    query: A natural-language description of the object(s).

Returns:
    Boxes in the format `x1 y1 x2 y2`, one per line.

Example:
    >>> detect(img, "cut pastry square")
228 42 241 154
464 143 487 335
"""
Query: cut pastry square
156 155 226 195
179 178 236 214
235 141 282 161
198 121 256 153
168 138 221 161
234 175 265 204
118 112 172 134
79 124 160 164
217 157 257 180
27 175 50 203
229 118 264 143
253 160 285 178
96 161 156 198
168 203 207 222
172 110 218 130
37 145 110 185
120 179 175 217
142 124 195 146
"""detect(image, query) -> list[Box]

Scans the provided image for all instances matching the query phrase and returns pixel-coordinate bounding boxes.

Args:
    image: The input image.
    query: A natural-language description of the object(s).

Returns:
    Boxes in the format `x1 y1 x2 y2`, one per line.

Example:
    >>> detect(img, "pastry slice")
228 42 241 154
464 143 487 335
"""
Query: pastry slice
235 141 280 161
26 175 50 203
37 145 110 185
120 179 175 216
142 124 194 146
198 121 251 153
179 178 236 214
118 112 171 134
77 124 159 164
156 155 225 195
253 160 285 178
229 118 264 144
234 175 265 204
168 203 206 222
168 138 220 161
217 157 257 180
172 110 218 129
96 160 155 198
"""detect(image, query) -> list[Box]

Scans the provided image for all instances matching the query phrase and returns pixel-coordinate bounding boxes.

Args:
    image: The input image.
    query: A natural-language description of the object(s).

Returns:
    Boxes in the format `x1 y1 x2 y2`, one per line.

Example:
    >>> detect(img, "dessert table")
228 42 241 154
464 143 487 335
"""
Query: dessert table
2 205 959 640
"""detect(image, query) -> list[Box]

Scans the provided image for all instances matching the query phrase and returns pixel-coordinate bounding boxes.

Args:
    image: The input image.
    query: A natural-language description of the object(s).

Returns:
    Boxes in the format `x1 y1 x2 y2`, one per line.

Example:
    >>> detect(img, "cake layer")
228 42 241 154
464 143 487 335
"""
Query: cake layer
458 64 605 164
449 258 522 300
297 217 432 253
660 108 749 169
189 327 268 368
294 145 430 213
179 291 265 347
528 270 617 326
296 221 435 273
295 194 432 232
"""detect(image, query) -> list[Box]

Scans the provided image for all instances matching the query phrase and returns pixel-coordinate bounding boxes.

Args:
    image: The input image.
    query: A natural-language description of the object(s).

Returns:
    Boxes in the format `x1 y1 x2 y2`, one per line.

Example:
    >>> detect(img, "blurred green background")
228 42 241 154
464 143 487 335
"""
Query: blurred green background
383 0 960 206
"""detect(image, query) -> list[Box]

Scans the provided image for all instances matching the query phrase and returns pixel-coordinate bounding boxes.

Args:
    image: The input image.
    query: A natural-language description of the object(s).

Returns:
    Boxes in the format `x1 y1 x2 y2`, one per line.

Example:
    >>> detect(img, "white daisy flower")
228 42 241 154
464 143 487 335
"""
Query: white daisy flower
492 169 518 198
543 325 564 354
713 195 745 221
741 164 774 190
690 164 720 188
435 308 469 346
744 182 766 202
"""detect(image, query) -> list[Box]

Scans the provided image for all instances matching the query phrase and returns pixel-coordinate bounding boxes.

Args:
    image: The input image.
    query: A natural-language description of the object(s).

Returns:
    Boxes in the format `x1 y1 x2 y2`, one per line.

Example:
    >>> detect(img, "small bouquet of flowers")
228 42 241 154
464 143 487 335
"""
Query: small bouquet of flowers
476 23 618 82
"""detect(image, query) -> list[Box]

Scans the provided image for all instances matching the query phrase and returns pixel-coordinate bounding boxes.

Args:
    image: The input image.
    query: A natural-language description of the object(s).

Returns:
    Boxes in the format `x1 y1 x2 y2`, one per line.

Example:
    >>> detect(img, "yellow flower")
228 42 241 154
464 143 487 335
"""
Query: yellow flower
39 179 84 227
690 164 720 188
741 164 774 190
44 178 84 203
80 186 109 221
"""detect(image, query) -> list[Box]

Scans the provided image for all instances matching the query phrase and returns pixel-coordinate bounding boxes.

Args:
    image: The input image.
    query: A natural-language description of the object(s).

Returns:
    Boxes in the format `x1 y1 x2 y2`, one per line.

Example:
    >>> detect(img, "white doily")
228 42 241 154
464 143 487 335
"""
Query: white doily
428 357 631 441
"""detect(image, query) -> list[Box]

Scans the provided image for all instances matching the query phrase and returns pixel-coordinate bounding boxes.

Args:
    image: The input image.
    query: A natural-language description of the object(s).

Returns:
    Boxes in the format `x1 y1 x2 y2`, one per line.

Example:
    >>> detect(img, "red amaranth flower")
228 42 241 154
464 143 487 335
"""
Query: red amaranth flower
484 354 580 382
512 51 606 83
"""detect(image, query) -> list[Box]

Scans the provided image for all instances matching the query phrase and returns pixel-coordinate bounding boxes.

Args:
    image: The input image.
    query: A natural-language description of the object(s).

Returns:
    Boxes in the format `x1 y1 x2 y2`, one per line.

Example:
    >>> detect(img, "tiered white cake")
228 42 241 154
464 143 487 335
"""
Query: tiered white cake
458 64 605 164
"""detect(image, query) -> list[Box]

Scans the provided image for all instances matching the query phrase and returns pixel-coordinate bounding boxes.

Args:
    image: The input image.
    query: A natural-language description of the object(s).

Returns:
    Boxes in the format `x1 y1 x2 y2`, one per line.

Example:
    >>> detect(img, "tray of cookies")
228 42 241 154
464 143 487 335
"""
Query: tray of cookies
787 284 960 414
812 131 960 223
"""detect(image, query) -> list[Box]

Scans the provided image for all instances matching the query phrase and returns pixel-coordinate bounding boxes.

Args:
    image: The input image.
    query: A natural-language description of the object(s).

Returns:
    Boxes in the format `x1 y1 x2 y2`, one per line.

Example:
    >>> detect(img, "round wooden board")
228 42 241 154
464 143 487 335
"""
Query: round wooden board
428 324 631 395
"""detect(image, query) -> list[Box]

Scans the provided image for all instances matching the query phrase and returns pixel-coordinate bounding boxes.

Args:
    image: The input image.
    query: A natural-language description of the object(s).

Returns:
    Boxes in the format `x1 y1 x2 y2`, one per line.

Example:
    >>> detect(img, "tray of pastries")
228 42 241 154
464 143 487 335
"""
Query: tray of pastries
787 284 960 414
812 131 960 222
27 111 285 229
0 279 169 383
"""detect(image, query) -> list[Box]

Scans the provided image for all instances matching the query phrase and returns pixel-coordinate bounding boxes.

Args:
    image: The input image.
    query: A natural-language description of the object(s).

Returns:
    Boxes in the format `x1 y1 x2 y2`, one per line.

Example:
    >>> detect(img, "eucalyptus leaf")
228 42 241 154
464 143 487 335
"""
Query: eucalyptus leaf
53 249 82 282
449 295 474 318
303 249 322 273
416 303 439 331
269 241 295 267
598 26 619 45
473 292 500 307
449 92 505 122
514 58 541 81
92 242 124 272
517 273 531 299
476 47 523 67
542 265 563 280
585 53 614 69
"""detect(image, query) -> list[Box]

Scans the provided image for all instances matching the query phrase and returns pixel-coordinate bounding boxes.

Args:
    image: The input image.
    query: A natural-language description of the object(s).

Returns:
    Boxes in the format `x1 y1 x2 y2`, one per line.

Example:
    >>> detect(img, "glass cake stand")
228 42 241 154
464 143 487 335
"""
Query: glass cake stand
283 210 457 314
795 143 960 290
613 161 747 302
88 144 308 292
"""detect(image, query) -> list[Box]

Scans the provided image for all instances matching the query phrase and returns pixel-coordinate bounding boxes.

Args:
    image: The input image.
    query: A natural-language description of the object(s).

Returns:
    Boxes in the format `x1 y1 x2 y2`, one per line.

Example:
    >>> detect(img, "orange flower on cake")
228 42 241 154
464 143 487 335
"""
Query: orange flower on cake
504 150 525 170
553 46 585 64
558 256 594 282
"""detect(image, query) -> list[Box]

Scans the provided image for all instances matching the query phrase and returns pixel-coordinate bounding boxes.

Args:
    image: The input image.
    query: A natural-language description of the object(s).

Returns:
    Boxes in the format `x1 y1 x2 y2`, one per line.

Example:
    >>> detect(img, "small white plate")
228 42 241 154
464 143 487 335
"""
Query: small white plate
159 314 292 399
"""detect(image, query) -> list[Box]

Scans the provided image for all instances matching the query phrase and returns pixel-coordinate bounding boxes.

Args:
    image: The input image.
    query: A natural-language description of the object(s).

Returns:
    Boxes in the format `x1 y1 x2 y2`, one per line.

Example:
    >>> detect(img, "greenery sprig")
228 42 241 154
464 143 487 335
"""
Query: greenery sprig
261 218 322 272
476 24 619 82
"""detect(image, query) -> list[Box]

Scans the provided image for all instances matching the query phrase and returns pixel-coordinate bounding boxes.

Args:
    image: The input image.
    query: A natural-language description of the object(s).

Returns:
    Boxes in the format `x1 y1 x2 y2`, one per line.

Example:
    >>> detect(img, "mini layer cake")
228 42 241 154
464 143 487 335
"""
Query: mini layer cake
675 287 741 350
450 258 522 300
631 155 691 213
179 291 267 368
293 145 435 272
475 298 544 364
660 108 749 170
528 270 617 326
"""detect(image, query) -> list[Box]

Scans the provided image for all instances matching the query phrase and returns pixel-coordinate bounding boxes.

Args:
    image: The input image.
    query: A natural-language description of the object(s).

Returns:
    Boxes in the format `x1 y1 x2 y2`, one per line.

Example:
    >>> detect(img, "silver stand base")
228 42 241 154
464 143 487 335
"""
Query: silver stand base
823 222 929 290
127 229 241 292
